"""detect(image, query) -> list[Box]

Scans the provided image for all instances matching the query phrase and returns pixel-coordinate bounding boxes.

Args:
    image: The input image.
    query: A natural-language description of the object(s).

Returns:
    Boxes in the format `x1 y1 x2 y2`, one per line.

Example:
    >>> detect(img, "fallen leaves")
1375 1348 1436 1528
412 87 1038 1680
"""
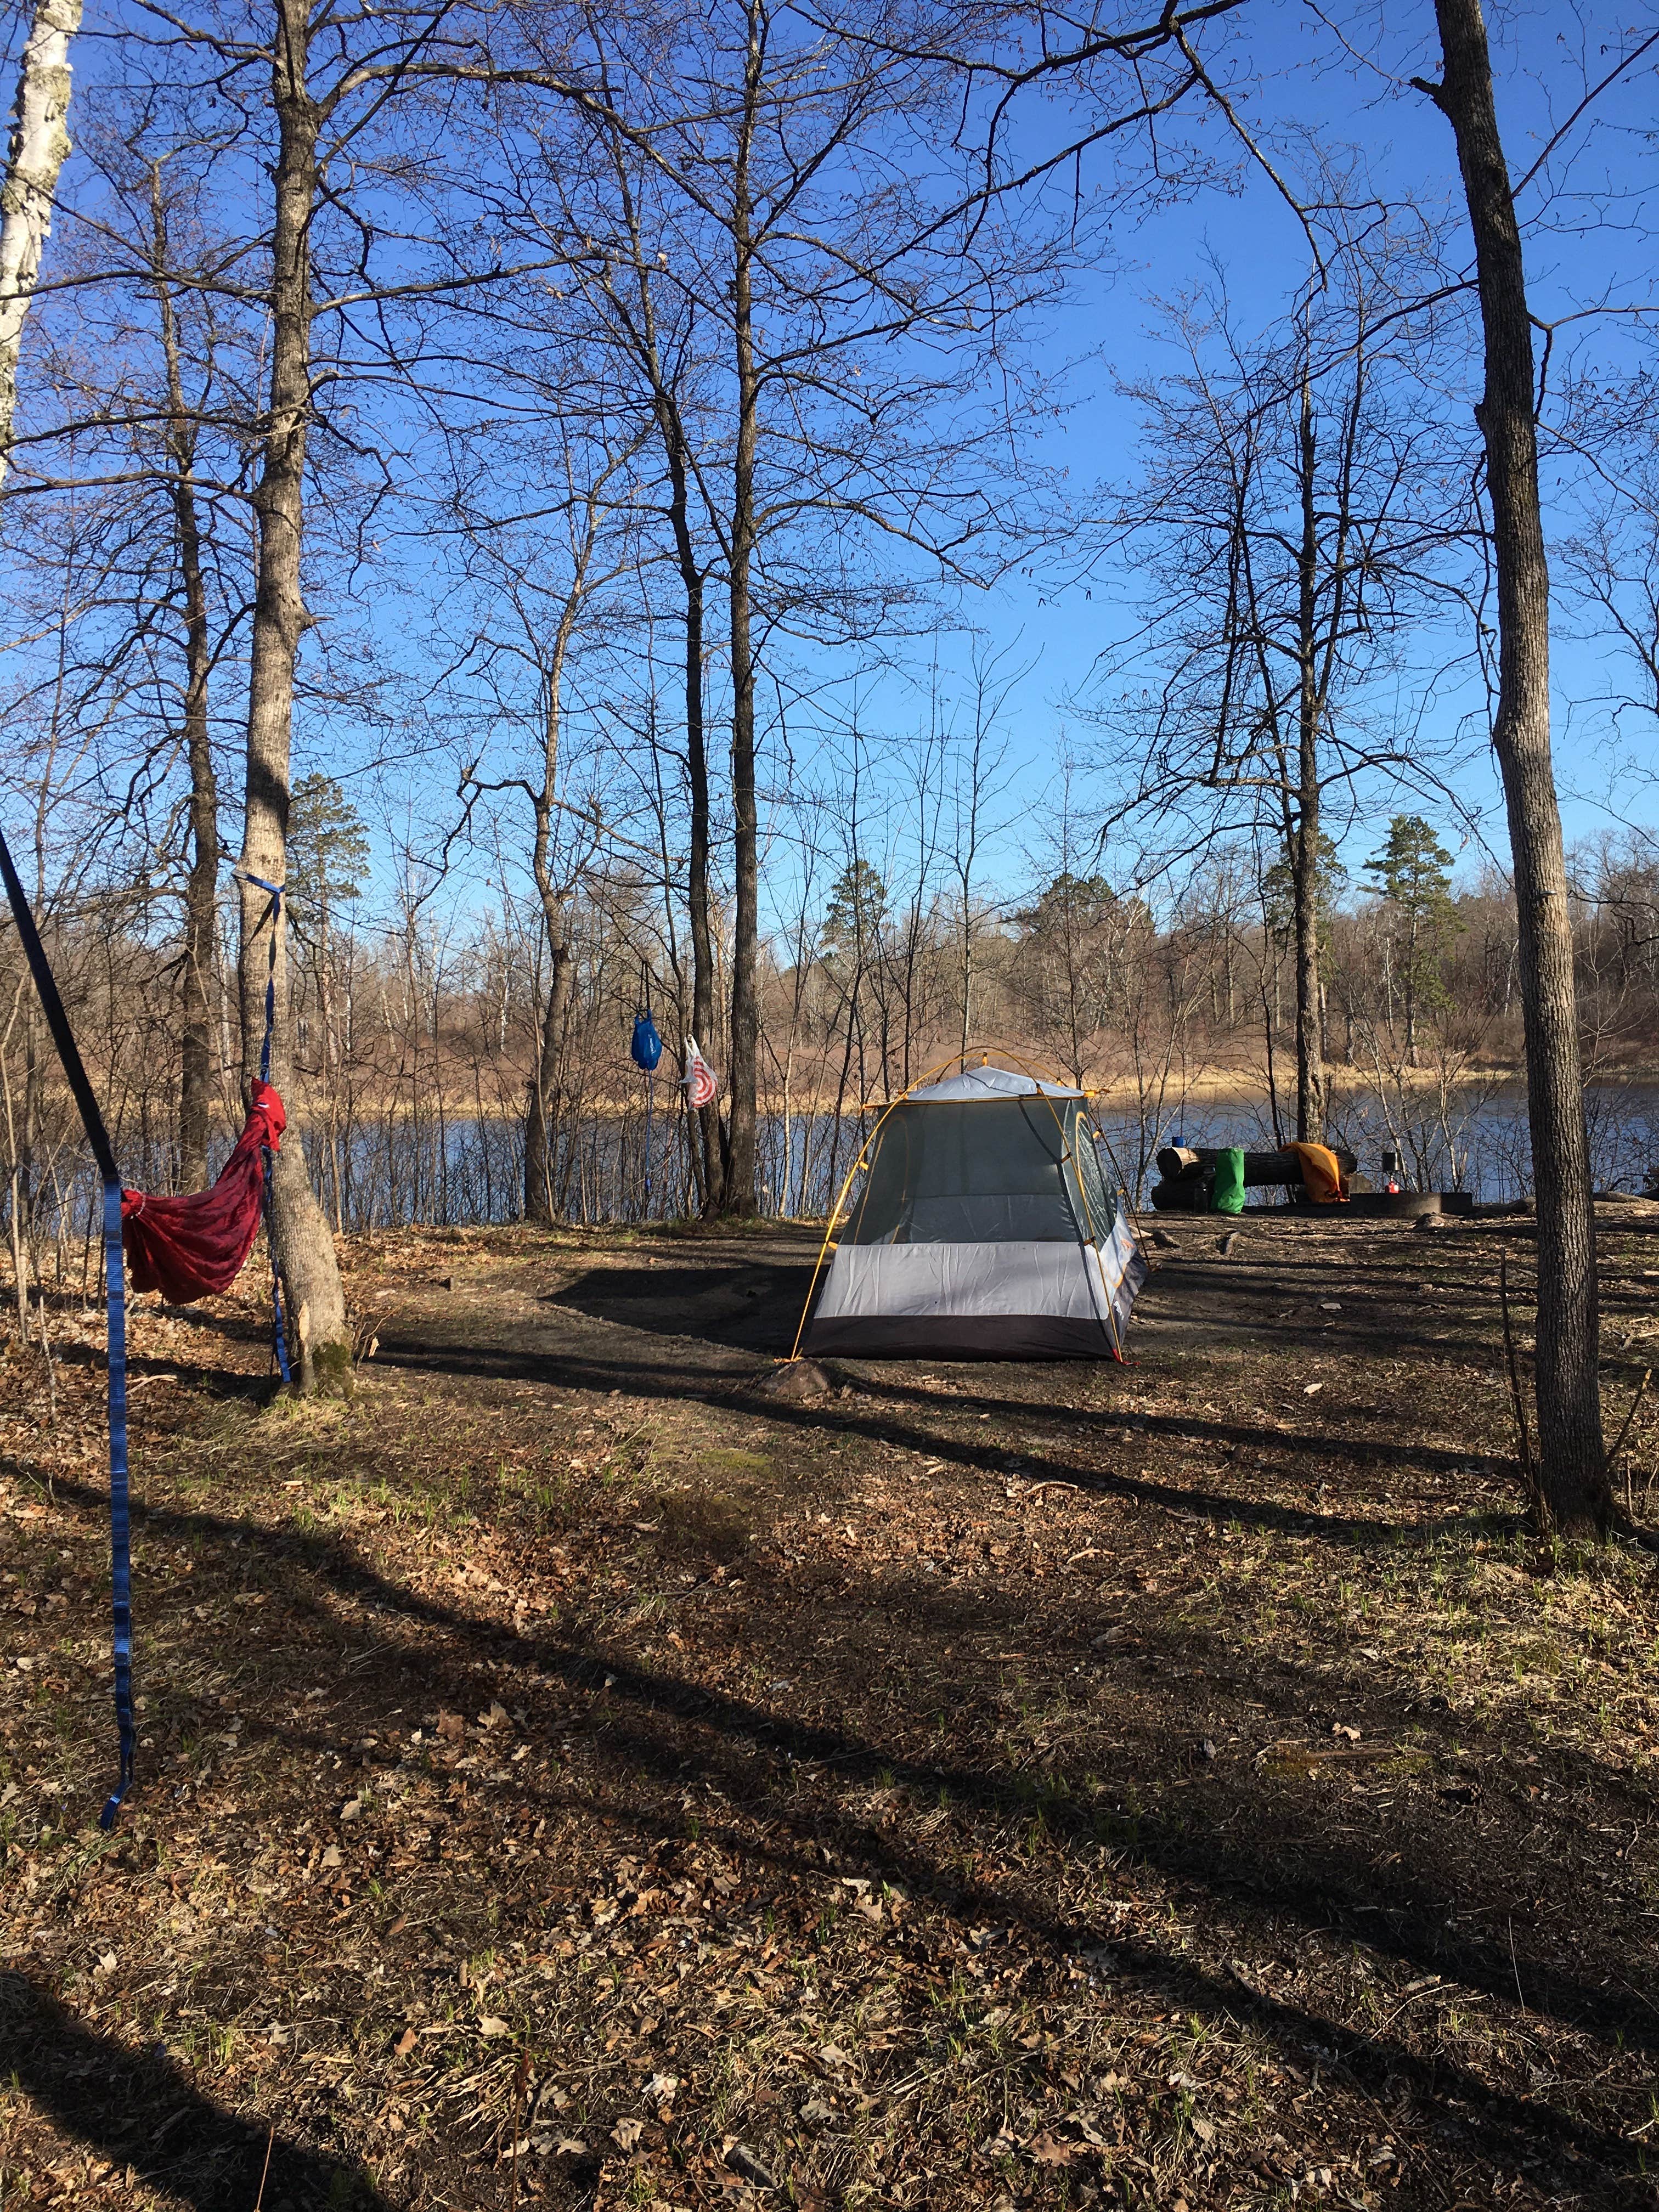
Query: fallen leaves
3 1215 1656 2212
1027 2131 1077 2166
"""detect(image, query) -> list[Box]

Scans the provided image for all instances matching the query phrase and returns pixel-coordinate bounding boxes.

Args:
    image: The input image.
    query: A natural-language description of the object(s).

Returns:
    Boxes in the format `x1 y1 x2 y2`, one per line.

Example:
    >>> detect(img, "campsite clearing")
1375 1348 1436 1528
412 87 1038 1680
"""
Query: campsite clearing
1 1207 1657 2211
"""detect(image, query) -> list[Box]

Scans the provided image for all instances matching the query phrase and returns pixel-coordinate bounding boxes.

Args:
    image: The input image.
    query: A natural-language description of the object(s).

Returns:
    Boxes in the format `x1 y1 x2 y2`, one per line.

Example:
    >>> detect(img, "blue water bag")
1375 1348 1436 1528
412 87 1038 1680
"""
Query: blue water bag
631 1012 663 1072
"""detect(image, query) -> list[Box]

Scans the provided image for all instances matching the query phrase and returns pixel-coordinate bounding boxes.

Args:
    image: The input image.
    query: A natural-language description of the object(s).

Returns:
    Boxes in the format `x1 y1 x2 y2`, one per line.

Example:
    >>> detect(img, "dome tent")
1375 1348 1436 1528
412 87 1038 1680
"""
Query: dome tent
796 1062 1148 1359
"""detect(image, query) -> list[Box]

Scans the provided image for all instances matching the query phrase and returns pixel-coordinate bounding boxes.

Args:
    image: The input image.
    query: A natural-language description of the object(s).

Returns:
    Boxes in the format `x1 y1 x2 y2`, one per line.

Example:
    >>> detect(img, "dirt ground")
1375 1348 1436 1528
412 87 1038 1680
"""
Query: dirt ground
2 1203 1658 2212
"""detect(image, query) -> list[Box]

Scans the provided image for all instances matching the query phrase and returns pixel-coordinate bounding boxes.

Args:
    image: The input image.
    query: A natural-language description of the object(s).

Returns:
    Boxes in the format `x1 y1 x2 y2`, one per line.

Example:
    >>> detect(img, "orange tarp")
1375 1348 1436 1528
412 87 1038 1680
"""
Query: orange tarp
1286 1140 1348 1204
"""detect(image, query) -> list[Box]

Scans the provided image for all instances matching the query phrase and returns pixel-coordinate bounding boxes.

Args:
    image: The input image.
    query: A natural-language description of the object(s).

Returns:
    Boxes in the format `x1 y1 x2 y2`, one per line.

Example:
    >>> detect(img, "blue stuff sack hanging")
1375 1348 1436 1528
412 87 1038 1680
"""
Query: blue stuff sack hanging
631 1013 663 1072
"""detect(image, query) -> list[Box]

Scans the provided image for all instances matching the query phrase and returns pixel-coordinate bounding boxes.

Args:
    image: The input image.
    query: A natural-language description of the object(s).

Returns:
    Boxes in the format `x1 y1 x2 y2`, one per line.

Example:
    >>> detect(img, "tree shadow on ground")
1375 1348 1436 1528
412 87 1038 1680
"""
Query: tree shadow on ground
545 1261 816 1353
373 1325 1488 1544
0 1971 391 2210
36 1449 1658 2204
60 1476 1659 2068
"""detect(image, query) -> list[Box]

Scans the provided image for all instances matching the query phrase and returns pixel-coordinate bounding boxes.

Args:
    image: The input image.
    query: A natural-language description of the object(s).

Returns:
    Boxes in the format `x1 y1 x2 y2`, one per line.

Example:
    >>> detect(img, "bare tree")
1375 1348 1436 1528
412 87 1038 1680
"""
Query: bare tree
1416 0 1609 1532
946 650 1019 1063
144 162 229 1188
482 0 1073 1210
0 116 264 1194
138 0 519 1383
1092 207 1462 1144
444 407 649 1221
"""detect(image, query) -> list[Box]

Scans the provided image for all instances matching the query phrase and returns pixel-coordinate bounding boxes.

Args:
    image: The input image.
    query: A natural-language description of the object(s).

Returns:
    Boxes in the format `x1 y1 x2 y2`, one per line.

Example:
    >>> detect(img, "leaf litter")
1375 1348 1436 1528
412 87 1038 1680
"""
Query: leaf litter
0 1215 1655 2209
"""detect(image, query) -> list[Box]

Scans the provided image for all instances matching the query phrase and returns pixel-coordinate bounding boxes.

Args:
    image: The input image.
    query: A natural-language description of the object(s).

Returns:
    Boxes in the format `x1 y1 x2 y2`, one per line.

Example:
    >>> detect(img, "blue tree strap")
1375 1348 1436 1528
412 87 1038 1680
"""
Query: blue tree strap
245 873 281 1086
643 1072 653 1215
263 1144 291 1385
0 825 135 1828
244 874 291 1385
100 1176 132 1824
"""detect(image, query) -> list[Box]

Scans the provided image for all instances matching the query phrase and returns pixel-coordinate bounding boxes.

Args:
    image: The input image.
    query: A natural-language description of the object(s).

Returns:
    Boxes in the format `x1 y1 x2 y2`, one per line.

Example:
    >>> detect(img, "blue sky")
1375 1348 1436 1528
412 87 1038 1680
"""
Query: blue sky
879 0 1659 905
14 0 1657 934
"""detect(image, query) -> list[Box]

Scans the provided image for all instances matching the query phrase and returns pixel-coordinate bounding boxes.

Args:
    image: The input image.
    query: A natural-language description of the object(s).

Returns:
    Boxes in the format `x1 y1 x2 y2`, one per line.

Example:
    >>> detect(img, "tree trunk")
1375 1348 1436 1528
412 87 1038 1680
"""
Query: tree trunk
1404 910 1420 1067
1292 375 1326 1143
524 941 572 1222
0 0 80 491
607 153 726 1218
518 523 588 1222
662 414 725 1213
151 169 219 1192
318 900 343 1232
238 0 350 1389
176 511 218 1192
721 16 763 1216
1423 0 1607 1532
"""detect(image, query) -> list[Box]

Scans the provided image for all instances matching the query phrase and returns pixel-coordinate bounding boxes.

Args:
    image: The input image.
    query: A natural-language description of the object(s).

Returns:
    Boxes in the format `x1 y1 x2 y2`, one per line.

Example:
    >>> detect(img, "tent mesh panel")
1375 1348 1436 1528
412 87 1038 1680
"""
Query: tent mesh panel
844 1098 1115 1246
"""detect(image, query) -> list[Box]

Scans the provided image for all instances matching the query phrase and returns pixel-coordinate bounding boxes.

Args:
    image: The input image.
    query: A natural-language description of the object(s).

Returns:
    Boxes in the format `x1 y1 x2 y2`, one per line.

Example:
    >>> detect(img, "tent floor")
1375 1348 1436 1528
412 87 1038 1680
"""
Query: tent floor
802 1313 1126 1359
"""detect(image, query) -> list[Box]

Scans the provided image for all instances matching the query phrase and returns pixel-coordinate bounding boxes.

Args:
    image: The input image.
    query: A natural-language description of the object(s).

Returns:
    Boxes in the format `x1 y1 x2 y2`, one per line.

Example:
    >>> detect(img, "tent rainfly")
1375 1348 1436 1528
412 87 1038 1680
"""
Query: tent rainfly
798 1063 1148 1359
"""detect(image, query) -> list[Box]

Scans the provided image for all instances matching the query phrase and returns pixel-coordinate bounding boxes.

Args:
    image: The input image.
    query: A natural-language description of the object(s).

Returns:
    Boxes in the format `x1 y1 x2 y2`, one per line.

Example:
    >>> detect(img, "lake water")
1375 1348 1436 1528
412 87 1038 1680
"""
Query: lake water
1104 1079 1659 1207
13 1077 1659 1262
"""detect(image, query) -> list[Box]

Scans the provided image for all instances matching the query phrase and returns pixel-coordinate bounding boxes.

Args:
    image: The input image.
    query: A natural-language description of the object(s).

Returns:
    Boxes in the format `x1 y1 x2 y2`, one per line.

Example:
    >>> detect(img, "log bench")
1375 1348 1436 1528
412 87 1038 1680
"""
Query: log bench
1149 1143 1363 1212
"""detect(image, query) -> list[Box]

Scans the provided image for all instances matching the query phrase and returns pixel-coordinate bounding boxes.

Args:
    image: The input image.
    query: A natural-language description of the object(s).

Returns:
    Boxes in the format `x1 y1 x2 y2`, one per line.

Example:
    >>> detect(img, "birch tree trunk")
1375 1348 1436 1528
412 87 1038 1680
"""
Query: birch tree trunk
238 0 351 1389
0 0 81 490
1420 0 1609 1532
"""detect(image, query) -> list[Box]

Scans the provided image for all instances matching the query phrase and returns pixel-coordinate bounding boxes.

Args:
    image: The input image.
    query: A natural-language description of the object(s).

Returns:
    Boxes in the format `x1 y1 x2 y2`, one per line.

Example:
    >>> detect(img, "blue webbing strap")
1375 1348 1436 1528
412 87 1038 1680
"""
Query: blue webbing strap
0 825 134 1828
642 1072 653 1217
244 873 291 1386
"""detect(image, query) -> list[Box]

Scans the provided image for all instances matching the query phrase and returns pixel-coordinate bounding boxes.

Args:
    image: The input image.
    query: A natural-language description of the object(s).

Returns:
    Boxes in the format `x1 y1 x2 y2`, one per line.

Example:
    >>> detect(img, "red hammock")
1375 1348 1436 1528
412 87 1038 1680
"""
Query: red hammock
120 1082 285 1305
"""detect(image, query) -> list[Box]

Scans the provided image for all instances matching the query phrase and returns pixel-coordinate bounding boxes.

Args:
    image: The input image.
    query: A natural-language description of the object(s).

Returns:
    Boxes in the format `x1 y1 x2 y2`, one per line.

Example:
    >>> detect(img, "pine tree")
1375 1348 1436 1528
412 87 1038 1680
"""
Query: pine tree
1364 816 1460 1064
289 775 370 924
820 860 889 968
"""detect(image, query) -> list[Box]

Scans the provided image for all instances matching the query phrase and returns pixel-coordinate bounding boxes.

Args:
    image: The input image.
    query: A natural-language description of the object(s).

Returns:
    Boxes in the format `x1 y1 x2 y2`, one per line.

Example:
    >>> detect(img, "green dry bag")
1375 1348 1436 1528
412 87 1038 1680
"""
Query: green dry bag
1211 1145 1246 1215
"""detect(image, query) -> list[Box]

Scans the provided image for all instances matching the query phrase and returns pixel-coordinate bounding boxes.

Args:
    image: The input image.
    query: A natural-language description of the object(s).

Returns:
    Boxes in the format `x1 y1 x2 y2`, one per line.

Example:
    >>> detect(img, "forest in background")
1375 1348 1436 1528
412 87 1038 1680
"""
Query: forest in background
5 776 1659 1292
1 0 1658 1520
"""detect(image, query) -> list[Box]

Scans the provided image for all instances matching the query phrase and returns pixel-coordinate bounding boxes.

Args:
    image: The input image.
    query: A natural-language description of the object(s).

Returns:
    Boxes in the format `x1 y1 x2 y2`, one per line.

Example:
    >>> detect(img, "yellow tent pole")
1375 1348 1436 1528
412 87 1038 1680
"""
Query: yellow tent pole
787 1080 925 1363
1087 1111 1154 1280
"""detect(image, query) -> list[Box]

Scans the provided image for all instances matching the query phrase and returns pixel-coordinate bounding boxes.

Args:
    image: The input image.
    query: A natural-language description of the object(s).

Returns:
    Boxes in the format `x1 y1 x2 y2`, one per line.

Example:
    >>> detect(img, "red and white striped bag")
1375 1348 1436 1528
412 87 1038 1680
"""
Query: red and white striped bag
682 1036 720 1108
